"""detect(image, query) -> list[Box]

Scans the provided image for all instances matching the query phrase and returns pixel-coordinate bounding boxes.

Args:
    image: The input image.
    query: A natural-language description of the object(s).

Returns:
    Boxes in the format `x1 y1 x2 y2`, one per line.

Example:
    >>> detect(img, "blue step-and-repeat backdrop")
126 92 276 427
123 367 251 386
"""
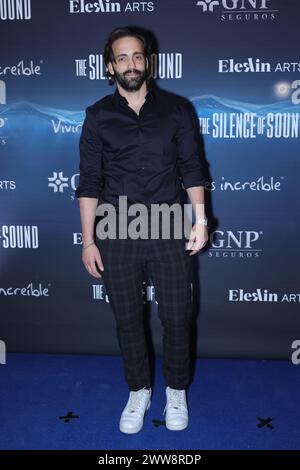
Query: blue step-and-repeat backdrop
0 0 300 360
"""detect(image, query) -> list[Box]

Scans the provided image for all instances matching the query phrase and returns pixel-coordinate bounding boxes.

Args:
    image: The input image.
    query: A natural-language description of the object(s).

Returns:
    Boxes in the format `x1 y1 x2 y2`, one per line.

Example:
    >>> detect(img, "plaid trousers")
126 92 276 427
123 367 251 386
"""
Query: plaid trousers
95 212 193 391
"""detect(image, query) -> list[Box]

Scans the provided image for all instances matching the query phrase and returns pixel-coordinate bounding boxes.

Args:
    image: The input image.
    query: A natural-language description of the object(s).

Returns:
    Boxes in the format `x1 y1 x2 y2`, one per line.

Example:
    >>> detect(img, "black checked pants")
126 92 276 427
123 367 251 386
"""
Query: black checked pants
95 214 193 391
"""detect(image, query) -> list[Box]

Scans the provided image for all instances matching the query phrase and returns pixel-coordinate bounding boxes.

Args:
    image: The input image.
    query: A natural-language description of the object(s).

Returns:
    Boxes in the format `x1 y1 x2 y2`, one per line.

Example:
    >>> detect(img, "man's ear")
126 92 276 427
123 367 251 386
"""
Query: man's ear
107 62 115 77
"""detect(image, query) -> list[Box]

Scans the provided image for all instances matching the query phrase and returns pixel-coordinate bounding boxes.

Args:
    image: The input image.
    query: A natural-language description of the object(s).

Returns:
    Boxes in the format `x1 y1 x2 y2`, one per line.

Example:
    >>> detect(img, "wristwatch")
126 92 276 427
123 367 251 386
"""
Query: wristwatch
196 217 208 226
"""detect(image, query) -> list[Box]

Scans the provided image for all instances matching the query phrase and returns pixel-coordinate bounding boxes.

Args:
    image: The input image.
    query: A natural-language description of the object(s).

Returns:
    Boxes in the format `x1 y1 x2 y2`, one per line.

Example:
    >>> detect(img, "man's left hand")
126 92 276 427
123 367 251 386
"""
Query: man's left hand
186 223 209 256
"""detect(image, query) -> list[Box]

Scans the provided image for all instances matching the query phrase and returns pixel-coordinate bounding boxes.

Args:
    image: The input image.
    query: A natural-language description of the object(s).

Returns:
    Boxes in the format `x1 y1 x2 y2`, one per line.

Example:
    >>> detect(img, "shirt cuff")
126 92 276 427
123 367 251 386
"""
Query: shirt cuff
181 175 206 189
75 187 100 199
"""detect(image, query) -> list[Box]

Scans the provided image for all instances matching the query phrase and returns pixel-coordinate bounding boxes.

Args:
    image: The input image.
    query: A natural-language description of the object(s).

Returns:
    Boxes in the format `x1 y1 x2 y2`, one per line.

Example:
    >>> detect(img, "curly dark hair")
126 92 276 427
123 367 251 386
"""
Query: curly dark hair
103 26 152 85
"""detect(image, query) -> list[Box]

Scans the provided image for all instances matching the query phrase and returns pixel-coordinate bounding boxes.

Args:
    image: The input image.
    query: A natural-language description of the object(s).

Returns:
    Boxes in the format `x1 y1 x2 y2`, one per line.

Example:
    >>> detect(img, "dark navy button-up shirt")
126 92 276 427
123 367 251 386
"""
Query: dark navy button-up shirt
75 80 206 208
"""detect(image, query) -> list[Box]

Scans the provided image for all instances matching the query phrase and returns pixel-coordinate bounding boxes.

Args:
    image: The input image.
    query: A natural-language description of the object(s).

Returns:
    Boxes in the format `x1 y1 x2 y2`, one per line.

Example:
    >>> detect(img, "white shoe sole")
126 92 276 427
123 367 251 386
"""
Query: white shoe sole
165 420 188 431
119 399 151 434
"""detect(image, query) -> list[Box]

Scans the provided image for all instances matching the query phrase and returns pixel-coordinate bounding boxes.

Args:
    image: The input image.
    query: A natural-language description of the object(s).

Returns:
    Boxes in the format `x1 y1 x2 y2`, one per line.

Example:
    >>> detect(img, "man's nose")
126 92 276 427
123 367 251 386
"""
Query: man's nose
128 56 137 68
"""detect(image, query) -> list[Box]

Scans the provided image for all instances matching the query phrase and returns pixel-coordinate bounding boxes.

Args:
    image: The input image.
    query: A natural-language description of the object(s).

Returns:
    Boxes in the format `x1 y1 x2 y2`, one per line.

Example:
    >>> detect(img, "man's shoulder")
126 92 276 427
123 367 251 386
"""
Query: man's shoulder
154 86 197 125
154 85 191 108
85 92 115 116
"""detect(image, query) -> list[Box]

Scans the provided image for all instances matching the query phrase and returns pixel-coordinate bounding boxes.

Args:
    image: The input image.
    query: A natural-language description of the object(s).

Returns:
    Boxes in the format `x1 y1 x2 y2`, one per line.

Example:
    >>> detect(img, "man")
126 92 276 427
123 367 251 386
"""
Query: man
75 26 208 434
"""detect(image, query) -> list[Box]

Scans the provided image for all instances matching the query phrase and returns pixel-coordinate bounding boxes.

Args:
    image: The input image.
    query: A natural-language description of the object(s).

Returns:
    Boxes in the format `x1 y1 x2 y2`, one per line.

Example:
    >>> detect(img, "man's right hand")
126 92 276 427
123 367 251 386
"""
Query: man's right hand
82 243 104 278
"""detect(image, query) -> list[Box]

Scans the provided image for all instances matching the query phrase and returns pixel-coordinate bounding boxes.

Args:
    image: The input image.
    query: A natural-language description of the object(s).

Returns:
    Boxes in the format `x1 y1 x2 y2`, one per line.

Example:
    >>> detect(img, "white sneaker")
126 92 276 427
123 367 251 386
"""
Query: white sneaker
119 387 152 434
163 386 189 431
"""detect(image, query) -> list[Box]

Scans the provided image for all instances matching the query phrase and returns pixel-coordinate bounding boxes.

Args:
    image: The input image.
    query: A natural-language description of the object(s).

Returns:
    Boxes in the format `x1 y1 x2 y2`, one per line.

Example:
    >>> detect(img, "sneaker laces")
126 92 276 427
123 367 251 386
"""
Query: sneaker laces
127 388 149 413
167 388 185 410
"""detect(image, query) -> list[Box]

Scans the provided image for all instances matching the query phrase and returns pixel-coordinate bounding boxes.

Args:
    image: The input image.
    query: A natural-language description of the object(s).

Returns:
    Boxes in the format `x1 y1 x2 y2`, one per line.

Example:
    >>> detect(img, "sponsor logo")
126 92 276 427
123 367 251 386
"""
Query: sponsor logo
229 289 300 303
196 0 278 22
92 281 158 303
0 0 31 20
75 52 182 80
51 120 82 134
218 58 300 74
48 171 71 193
206 176 283 192
69 0 154 14
48 171 81 195
0 180 16 190
0 60 42 76
0 225 38 248
198 112 299 138
209 230 262 258
0 282 50 296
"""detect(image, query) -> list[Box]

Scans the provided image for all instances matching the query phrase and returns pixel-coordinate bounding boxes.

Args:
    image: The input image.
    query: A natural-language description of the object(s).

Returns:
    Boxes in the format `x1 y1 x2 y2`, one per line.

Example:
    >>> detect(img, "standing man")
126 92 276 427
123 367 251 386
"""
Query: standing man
75 26 208 434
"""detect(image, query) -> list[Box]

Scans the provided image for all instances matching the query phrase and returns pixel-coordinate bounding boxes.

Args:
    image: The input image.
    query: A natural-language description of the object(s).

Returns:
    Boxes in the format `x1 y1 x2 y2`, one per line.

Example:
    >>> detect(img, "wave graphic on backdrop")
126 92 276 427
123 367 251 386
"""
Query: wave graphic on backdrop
190 94 299 116
0 96 299 138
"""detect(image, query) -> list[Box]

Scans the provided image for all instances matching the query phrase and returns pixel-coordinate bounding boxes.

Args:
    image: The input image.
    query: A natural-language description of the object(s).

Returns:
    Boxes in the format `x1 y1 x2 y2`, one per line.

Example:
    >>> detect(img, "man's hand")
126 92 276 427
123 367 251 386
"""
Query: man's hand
82 243 104 278
186 223 209 256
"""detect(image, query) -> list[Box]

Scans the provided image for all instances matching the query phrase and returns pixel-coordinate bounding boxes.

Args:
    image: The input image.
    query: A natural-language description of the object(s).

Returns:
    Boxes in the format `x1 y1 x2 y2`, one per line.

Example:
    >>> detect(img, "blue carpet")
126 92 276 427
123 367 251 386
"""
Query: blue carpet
0 353 299 450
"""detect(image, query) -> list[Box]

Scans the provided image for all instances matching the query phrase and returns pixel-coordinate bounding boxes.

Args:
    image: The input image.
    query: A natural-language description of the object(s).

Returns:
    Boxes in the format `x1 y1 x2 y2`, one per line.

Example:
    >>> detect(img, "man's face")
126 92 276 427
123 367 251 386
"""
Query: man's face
108 36 149 92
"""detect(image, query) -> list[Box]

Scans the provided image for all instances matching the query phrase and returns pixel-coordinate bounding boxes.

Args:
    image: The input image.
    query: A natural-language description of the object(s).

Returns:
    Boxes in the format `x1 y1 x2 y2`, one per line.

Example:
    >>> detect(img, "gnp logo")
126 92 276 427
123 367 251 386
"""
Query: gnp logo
209 229 263 259
196 0 278 21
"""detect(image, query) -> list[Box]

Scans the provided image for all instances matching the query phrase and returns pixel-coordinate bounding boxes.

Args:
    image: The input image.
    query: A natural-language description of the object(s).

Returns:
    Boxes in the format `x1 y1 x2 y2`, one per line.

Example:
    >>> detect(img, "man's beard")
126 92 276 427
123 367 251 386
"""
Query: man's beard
113 68 147 92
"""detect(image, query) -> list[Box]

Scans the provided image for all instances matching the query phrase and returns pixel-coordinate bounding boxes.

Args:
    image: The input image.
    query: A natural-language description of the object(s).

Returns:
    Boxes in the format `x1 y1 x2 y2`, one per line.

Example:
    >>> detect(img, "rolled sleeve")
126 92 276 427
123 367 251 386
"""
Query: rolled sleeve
175 99 206 189
75 106 104 199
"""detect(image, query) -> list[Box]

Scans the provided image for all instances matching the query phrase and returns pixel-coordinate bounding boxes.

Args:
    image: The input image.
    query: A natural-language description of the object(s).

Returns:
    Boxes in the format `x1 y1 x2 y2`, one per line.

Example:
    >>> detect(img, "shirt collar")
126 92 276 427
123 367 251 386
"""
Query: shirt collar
111 81 155 107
